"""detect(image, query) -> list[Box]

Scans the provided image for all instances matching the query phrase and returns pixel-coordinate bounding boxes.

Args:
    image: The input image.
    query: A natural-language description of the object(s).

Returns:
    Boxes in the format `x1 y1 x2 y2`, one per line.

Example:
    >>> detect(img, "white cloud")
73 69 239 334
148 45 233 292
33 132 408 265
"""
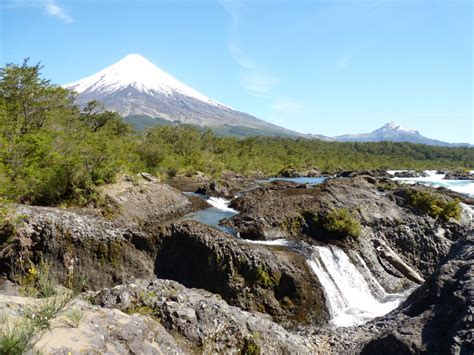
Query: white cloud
44 0 73 23
3 0 73 23
271 98 306 114
221 1 279 97
241 71 280 98
228 42 256 70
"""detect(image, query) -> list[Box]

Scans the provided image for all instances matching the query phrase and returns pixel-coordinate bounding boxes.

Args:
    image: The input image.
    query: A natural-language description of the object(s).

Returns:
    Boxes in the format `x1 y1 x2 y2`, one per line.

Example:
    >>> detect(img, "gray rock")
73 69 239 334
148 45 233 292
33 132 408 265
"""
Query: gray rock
394 170 429 178
225 176 470 279
99 176 194 231
1 205 155 290
154 221 329 328
89 278 319 353
360 231 474 354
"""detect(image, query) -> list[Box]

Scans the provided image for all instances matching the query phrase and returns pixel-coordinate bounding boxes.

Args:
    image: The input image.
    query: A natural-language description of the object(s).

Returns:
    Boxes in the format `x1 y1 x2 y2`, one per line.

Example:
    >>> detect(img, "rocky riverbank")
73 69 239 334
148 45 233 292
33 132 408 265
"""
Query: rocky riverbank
0 171 472 353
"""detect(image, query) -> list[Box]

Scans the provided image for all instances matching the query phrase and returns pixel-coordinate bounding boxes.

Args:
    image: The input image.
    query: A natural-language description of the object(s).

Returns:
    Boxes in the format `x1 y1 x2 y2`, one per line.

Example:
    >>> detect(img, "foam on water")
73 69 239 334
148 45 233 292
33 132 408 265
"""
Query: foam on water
388 170 474 197
181 196 238 234
206 197 238 213
308 245 406 327
244 238 289 246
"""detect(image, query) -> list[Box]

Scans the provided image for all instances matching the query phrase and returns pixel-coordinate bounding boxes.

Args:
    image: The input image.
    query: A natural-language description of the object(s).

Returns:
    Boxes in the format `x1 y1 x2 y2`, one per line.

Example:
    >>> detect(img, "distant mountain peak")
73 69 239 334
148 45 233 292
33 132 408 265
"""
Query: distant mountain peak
334 122 469 147
376 122 418 134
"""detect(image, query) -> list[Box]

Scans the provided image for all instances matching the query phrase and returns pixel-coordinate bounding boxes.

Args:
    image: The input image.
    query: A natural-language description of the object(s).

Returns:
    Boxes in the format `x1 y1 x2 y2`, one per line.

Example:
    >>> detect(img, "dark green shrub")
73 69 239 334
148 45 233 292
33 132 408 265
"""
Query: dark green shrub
302 208 361 239
406 190 461 220
241 337 261 355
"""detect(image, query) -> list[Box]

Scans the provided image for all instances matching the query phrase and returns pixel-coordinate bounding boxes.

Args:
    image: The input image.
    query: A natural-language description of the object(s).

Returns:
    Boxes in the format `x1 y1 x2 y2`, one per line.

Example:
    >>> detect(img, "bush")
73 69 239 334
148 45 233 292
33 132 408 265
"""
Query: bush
304 208 361 239
406 190 461 220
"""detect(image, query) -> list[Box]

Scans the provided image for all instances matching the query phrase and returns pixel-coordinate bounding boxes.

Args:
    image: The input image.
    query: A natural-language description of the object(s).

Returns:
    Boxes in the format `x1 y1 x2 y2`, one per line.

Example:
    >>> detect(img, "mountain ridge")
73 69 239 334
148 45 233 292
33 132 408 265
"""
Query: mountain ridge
331 122 471 147
65 54 470 146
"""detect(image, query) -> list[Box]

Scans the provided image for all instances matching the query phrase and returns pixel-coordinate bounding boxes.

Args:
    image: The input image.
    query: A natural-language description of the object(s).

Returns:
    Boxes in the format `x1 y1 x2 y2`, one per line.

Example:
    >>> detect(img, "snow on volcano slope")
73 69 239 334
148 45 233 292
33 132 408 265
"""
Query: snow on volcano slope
65 54 219 106
64 54 298 136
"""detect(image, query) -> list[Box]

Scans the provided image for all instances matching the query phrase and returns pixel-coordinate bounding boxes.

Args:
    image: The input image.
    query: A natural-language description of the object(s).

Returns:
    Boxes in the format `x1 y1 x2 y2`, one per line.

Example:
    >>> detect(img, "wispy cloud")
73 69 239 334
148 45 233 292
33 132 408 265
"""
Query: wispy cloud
3 0 73 23
242 72 280 97
43 0 73 23
271 98 307 114
220 0 279 97
228 42 256 70
219 0 307 124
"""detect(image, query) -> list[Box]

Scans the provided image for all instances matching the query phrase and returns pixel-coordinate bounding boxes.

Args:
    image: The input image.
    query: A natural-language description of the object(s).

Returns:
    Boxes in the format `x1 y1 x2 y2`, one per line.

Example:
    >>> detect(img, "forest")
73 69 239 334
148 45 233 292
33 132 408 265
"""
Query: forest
1 60 473 206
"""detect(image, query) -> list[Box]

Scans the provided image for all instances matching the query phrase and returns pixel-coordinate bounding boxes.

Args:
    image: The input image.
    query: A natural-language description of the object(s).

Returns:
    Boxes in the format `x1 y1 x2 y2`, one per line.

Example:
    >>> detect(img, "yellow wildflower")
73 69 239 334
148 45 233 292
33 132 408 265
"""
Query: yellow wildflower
28 267 37 277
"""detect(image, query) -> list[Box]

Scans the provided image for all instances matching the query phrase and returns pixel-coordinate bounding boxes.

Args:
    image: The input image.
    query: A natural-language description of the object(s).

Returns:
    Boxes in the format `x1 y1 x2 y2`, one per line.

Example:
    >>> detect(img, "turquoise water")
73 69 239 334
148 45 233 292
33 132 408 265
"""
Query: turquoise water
184 207 237 234
182 194 239 234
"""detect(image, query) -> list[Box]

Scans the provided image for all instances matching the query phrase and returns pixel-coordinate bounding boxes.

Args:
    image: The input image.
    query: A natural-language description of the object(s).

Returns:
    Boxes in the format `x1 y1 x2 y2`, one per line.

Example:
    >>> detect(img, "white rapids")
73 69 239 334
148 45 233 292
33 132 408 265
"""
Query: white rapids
206 197 238 213
308 245 407 327
388 170 474 197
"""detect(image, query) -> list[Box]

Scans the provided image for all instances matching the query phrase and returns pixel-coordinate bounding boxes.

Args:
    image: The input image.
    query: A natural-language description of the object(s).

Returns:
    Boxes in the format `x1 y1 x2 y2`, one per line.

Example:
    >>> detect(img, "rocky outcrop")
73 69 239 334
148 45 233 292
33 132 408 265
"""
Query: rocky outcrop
444 171 474 180
336 169 391 178
360 231 474 354
154 221 328 328
99 174 195 230
0 294 182 354
436 168 474 180
278 166 321 178
0 203 328 328
88 279 320 353
168 171 258 198
0 205 156 290
393 170 429 178
224 176 471 279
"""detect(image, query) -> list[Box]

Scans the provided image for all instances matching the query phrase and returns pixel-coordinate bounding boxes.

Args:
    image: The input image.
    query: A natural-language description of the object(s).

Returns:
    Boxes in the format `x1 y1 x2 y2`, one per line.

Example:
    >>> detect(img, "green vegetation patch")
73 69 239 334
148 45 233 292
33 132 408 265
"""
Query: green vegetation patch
406 189 461 220
241 336 261 355
301 208 361 239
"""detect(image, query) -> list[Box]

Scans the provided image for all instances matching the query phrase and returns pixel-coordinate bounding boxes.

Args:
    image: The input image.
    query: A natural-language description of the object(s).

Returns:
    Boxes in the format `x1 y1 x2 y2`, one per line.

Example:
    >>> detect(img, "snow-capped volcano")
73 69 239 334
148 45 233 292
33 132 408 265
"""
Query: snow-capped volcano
65 54 297 136
376 122 418 134
66 54 219 106
334 122 469 146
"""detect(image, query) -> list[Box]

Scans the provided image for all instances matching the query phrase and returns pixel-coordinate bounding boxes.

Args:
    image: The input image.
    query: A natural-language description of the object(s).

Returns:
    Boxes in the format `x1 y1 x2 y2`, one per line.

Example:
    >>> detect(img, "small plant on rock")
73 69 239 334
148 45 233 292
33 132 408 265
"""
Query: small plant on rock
19 259 57 298
63 307 84 328
406 189 461 221
311 208 361 239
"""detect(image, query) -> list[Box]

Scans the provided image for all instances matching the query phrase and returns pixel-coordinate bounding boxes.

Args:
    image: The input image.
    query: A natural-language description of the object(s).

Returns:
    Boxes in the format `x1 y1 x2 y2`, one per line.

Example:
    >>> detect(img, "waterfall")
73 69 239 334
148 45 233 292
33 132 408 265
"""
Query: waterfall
308 245 405 327
206 197 238 213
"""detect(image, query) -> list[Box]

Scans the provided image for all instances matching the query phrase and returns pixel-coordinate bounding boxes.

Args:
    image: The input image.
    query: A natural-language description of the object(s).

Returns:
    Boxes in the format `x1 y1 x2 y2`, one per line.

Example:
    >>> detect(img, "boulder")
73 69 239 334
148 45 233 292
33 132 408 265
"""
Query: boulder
393 170 429 178
337 169 391 178
99 175 194 230
194 177 258 198
88 278 320 353
444 171 474 180
195 180 232 197
360 232 474 354
154 221 328 328
0 205 155 290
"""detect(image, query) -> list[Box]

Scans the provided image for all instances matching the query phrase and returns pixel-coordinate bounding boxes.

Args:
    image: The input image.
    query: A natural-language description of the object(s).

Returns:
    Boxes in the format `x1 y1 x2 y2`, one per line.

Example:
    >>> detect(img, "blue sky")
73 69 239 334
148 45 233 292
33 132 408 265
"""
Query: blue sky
1 0 472 143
